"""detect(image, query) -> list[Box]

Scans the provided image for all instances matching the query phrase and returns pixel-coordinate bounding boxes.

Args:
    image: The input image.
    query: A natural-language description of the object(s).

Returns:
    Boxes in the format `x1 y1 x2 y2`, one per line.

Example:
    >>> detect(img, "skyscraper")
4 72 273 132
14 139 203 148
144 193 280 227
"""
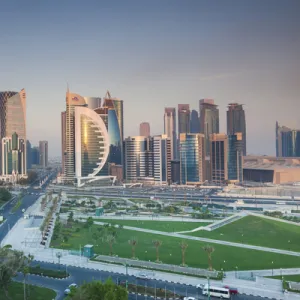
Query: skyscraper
26 140 32 171
61 111 66 174
227 103 247 155
210 133 228 184
85 97 101 110
1 132 26 181
139 122 150 136
179 133 205 185
0 89 27 178
199 99 219 154
39 141 48 168
228 133 243 182
64 90 112 186
276 122 300 157
31 147 40 165
178 104 190 135
190 110 200 133
164 108 177 160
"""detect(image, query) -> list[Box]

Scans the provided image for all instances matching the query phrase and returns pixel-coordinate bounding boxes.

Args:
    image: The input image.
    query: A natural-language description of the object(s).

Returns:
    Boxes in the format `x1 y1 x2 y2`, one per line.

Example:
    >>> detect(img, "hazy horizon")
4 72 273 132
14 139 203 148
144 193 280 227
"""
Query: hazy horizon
0 0 299 157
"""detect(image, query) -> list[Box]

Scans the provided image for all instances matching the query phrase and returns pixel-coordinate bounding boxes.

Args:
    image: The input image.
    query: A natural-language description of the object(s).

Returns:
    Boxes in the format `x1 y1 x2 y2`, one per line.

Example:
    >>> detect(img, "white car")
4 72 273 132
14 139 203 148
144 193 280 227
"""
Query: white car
196 284 204 289
64 283 78 295
136 272 149 280
183 297 195 300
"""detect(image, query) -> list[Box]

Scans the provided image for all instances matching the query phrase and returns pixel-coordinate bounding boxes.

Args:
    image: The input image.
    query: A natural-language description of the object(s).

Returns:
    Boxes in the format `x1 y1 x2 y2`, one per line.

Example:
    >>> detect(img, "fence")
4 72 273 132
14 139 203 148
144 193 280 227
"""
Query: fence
94 254 218 278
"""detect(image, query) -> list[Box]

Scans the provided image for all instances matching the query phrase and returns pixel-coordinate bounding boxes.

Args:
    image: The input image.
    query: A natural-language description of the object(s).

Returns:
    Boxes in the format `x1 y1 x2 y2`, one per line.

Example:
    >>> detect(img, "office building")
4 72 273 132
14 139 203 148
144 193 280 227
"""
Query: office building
26 140 32 170
124 136 152 181
85 97 101 110
164 107 177 160
210 133 228 184
64 89 115 187
0 89 27 177
178 104 190 135
152 135 171 184
31 147 40 165
276 122 300 157
228 133 243 182
190 110 200 133
179 133 205 185
61 111 66 173
1 133 26 182
227 103 246 155
39 141 48 168
139 122 150 137
171 160 180 184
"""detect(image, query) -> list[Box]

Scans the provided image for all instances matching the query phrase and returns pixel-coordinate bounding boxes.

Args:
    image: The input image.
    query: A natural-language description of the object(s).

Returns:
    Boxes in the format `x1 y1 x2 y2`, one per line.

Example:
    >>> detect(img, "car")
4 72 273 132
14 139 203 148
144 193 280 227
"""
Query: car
183 297 195 300
136 272 149 280
64 283 78 295
196 283 204 289
223 285 238 295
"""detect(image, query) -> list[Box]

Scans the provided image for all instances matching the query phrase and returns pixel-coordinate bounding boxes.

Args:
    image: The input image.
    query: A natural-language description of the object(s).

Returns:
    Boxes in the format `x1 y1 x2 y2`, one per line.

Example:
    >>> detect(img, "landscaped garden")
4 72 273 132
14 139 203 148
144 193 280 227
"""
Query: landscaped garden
50 218 300 271
187 215 300 252
98 219 211 232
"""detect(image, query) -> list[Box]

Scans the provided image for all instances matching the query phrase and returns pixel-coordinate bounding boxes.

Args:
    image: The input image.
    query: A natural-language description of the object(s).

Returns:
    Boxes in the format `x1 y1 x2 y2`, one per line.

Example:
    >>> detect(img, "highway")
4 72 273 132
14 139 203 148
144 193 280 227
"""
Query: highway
14 261 266 300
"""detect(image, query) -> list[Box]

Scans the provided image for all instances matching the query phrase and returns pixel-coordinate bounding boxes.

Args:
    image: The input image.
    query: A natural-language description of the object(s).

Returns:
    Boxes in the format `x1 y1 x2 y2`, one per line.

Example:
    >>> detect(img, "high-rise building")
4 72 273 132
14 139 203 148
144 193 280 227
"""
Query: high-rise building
228 133 243 182
61 111 66 173
139 122 150 137
85 97 101 110
1 132 26 182
178 104 190 135
0 89 27 177
152 135 171 184
39 141 48 168
179 133 205 185
164 107 177 160
64 90 113 186
171 160 180 184
124 136 152 181
31 147 40 165
210 133 228 184
26 140 32 171
227 103 246 155
124 135 171 184
276 122 300 157
190 110 200 133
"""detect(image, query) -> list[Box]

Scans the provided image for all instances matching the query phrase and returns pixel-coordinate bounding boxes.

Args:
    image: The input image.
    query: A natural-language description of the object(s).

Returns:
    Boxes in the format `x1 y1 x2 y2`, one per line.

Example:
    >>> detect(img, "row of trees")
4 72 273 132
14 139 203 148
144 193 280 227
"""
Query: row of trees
18 171 38 185
40 197 59 240
0 245 34 299
0 188 11 203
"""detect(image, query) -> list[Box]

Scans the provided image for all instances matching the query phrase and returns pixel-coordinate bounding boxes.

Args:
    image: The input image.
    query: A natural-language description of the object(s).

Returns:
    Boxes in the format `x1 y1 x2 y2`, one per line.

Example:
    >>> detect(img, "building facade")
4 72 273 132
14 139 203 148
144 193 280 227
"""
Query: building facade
164 107 177 160
178 104 190 135
139 122 150 137
31 147 40 165
0 89 27 177
179 133 205 185
210 133 228 184
227 103 246 155
26 140 32 171
61 111 66 173
276 122 300 157
1 133 26 182
190 110 200 133
228 133 243 182
171 160 180 184
39 141 48 168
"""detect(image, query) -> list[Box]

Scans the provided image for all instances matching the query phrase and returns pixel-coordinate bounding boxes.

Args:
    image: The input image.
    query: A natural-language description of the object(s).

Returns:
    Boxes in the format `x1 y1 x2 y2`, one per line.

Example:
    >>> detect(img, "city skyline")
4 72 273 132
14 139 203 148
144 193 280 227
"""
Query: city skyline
0 0 299 156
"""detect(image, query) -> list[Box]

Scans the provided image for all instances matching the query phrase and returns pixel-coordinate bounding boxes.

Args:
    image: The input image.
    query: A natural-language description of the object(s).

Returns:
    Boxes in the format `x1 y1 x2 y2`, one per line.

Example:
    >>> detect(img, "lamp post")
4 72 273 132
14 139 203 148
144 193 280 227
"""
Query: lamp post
56 252 62 269
272 261 274 276
235 266 238 279
207 276 210 300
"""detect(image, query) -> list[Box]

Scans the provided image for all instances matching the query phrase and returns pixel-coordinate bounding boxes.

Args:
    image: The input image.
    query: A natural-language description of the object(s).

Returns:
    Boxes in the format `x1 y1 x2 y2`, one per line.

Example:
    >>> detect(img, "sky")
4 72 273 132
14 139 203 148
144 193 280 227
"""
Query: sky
0 0 299 157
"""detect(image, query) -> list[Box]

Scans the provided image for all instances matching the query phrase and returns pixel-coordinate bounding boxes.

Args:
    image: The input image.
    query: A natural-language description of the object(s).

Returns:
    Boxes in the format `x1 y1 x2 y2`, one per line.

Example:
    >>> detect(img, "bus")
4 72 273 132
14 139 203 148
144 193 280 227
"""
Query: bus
202 284 230 298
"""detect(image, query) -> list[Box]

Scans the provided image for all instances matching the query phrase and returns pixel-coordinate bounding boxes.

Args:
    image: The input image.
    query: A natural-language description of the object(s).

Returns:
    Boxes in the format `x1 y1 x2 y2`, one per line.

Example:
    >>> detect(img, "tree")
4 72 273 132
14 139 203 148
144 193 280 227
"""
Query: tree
21 254 34 300
66 278 127 300
0 247 25 299
0 188 11 203
84 217 94 228
179 241 188 266
67 212 74 224
128 238 138 259
152 240 162 262
106 235 116 256
202 245 215 271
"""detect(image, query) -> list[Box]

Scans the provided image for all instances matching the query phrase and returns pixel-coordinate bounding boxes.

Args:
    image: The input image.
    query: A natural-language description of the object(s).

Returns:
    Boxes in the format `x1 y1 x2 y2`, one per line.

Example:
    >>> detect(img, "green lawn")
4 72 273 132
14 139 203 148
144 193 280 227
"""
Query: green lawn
51 223 300 271
98 219 211 232
187 215 300 252
269 275 300 282
3 282 56 300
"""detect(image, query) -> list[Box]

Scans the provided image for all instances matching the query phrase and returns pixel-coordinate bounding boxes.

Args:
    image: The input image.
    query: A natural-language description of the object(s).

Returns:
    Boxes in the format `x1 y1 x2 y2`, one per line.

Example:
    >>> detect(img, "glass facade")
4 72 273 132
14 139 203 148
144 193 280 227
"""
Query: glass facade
108 109 122 165
228 133 243 181
180 134 205 184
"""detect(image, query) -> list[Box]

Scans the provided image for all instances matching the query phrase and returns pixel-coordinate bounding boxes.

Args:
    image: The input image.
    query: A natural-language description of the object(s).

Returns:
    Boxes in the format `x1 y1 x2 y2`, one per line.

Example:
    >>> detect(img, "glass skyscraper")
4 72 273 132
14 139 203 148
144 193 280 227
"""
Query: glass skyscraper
228 133 243 182
179 133 205 185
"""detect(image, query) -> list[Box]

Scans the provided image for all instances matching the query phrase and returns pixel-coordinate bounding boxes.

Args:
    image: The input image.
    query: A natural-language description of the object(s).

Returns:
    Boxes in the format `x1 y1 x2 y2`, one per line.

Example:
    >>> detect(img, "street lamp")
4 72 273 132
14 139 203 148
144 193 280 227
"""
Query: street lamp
272 261 274 276
207 276 210 300
235 266 238 278
56 252 62 269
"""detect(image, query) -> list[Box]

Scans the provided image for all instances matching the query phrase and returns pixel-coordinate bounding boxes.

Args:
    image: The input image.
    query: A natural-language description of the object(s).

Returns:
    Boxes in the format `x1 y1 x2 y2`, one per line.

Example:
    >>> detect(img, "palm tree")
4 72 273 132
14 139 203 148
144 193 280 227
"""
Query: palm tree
106 235 116 256
179 241 188 266
152 240 162 262
128 238 138 258
202 245 215 271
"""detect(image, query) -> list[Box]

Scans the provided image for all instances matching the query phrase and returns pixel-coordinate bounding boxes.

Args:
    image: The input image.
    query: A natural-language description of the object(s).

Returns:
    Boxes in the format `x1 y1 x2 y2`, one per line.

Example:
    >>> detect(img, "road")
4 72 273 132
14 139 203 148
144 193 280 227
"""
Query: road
14 261 266 300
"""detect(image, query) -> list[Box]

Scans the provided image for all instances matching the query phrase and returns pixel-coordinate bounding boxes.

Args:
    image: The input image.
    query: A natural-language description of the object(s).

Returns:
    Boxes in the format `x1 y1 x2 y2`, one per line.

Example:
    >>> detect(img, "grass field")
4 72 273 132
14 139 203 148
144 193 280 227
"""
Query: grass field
51 223 300 271
3 282 56 300
269 275 300 282
99 219 211 232
187 215 300 252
